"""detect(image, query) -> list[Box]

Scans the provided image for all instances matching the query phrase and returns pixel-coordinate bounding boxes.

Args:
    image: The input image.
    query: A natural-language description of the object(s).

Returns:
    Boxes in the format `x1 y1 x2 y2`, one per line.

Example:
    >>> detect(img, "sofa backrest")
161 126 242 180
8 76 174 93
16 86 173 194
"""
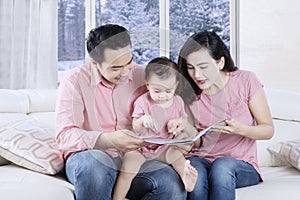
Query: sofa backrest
0 89 57 129
257 88 300 167
1 88 300 167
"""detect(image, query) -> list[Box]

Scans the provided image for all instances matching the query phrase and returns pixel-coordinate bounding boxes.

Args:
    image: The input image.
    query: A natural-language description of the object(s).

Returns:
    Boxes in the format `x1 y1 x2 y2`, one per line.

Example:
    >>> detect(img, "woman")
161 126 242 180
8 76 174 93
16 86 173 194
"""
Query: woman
177 31 274 200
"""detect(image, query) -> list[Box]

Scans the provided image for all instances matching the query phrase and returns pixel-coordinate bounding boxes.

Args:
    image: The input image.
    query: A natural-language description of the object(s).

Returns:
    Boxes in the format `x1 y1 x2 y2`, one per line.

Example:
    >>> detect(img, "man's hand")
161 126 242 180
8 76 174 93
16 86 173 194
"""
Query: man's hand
95 130 147 152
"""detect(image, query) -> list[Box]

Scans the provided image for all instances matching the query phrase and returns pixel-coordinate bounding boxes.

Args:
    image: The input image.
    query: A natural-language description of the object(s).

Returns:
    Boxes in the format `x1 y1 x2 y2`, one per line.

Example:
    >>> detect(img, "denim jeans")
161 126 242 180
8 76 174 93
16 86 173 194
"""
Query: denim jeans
187 156 260 200
65 150 186 200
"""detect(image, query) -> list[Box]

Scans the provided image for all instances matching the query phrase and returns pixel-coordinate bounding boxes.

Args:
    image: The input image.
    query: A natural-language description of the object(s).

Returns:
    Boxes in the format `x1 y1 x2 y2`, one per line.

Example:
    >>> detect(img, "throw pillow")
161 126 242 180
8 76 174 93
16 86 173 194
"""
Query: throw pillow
0 119 64 175
268 139 300 170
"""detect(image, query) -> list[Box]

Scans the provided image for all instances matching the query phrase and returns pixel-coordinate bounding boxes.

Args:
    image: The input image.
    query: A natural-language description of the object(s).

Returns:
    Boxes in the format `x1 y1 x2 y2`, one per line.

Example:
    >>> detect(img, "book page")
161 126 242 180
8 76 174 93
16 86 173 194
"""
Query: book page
142 120 226 145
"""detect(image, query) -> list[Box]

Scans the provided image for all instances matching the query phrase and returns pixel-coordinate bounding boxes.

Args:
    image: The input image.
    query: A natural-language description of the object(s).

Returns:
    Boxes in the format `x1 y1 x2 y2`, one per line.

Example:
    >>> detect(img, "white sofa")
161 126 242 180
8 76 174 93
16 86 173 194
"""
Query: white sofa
0 88 300 200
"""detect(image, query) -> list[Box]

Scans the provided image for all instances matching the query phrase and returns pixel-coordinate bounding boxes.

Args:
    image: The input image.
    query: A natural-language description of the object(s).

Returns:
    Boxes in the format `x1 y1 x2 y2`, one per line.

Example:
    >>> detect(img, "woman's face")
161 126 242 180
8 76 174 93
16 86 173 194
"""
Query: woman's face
186 49 225 94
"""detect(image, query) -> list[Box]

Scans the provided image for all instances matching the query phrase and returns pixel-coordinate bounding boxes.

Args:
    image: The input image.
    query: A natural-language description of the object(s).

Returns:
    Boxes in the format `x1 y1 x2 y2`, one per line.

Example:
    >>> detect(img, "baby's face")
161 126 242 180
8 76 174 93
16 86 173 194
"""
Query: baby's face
146 74 177 105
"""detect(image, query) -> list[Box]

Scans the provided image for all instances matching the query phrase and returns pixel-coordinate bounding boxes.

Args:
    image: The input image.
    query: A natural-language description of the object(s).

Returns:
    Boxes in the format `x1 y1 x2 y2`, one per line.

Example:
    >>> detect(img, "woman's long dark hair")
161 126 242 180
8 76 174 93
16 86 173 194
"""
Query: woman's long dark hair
177 31 238 104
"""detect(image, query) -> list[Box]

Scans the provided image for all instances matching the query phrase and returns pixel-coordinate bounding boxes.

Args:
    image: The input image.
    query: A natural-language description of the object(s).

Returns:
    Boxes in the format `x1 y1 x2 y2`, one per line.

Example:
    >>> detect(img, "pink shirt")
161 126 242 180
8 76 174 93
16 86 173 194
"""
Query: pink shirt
132 92 187 158
55 62 147 159
132 92 187 138
188 70 262 177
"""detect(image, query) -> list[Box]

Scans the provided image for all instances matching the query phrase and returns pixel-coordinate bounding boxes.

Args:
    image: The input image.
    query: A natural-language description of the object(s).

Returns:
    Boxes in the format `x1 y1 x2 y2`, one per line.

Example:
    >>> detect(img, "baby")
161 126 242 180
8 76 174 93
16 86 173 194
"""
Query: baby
113 57 198 200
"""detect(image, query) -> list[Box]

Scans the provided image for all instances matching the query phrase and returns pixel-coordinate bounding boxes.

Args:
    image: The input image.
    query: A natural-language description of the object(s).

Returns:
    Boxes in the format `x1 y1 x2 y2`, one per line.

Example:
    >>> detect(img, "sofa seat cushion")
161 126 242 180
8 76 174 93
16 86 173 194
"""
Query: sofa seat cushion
236 166 300 199
0 164 74 200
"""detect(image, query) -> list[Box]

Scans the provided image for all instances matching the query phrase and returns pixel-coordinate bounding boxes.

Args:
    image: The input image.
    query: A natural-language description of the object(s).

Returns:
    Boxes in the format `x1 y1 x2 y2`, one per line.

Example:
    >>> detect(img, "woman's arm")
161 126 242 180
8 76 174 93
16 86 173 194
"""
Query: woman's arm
242 87 274 140
215 88 274 140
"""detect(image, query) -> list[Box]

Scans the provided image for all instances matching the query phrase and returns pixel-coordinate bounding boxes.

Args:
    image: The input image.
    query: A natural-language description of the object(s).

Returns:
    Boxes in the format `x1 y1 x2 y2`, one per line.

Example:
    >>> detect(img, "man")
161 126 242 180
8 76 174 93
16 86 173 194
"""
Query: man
55 24 186 200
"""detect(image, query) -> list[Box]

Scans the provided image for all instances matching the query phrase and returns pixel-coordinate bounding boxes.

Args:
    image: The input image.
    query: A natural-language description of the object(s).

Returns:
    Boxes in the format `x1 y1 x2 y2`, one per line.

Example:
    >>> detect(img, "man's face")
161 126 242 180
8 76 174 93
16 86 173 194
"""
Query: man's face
96 45 134 86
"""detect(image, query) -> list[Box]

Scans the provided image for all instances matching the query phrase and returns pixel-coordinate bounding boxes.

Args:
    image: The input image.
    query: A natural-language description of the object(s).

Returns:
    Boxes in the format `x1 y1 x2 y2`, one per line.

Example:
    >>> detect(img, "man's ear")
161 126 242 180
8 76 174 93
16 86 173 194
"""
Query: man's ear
90 59 98 65
145 81 150 90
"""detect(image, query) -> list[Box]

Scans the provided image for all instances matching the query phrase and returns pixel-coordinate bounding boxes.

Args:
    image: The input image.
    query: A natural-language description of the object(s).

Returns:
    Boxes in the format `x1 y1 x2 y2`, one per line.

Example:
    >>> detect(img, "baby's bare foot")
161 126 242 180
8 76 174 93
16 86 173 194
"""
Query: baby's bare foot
183 160 198 192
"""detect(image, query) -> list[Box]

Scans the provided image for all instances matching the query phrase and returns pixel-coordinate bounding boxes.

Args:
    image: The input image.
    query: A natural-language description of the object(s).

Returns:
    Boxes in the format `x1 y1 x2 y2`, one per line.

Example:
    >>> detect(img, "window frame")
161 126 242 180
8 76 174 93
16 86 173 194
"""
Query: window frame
84 0 238 64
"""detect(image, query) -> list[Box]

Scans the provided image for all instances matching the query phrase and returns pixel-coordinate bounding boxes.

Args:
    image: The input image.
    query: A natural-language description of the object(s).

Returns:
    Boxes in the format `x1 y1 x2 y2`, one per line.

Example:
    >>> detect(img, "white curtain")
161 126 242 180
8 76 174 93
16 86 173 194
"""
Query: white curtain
0 0 57 89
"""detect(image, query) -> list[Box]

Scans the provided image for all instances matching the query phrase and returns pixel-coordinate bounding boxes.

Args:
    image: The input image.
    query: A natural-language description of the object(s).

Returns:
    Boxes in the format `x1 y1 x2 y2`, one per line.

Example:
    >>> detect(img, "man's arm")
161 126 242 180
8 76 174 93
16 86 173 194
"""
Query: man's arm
55 76 103 152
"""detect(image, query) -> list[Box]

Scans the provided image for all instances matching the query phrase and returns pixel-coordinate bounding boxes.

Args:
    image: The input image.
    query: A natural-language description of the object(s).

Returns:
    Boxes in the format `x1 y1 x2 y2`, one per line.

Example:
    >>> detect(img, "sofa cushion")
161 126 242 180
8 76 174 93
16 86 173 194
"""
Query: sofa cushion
28 112 55 130
0 90 29 113
265 88 300 121
0 118 64 175
268 139 300 170
0 164 74 200
256 119 300 167
19 89 57 113
236 166 300 199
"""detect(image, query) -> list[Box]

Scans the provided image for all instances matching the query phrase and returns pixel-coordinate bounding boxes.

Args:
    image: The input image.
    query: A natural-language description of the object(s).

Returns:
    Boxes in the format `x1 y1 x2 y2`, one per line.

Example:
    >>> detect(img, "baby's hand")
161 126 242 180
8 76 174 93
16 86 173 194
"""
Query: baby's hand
167 117 187 135
140 115 156 132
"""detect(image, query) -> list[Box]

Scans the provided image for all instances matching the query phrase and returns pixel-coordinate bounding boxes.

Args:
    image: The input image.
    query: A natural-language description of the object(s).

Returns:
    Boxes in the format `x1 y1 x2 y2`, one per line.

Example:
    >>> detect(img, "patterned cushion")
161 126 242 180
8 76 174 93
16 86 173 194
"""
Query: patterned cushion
268 140 300 170
0 119 64 174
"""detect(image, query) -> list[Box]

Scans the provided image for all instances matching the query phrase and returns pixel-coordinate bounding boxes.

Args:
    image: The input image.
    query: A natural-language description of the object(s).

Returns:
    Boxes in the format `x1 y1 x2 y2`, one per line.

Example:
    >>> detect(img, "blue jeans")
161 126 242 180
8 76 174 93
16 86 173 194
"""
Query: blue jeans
187 156 260 200
65 150 186 200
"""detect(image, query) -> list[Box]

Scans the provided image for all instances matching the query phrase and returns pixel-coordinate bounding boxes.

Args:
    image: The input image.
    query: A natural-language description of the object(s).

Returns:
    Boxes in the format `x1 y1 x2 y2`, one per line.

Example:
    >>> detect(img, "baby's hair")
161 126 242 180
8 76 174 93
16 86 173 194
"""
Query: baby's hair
145 57 179 82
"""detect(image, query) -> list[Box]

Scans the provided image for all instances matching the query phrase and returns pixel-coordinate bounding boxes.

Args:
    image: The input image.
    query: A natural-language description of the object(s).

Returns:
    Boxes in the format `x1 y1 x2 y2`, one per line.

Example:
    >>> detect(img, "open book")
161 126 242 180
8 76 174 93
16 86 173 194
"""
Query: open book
142 120 227 145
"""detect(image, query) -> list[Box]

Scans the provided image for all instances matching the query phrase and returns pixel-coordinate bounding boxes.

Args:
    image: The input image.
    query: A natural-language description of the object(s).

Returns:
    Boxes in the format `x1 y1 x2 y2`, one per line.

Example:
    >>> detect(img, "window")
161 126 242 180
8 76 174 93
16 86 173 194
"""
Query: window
95 0 160 65
169 0 231 62
58 0 233 82
57 0 86 81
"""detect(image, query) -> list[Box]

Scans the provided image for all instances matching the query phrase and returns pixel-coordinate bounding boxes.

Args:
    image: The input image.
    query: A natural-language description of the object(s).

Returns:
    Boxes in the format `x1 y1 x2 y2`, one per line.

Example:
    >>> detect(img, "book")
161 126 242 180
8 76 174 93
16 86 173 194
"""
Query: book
142 120 227 145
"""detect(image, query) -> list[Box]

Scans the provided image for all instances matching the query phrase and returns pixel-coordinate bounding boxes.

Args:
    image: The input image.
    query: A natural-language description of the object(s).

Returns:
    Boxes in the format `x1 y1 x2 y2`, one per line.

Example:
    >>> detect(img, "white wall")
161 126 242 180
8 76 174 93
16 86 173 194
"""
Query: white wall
238 0 300 93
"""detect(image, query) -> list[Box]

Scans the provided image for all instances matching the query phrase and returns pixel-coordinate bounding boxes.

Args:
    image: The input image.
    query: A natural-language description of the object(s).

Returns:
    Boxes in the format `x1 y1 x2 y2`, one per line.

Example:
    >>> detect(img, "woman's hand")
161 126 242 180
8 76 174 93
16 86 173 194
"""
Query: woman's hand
211 119 245 135
211 117 274 140
95 130 147 152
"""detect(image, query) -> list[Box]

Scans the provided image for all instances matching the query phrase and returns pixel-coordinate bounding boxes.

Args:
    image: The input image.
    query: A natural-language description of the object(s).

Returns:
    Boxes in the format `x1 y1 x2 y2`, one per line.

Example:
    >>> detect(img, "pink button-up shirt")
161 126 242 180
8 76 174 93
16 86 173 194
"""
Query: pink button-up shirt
55 61 147 159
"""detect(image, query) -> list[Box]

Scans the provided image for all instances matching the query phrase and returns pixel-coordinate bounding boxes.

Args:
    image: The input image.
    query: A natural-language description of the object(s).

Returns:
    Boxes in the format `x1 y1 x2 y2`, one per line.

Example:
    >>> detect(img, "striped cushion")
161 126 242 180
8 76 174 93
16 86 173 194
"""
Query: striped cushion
268 140 300 170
